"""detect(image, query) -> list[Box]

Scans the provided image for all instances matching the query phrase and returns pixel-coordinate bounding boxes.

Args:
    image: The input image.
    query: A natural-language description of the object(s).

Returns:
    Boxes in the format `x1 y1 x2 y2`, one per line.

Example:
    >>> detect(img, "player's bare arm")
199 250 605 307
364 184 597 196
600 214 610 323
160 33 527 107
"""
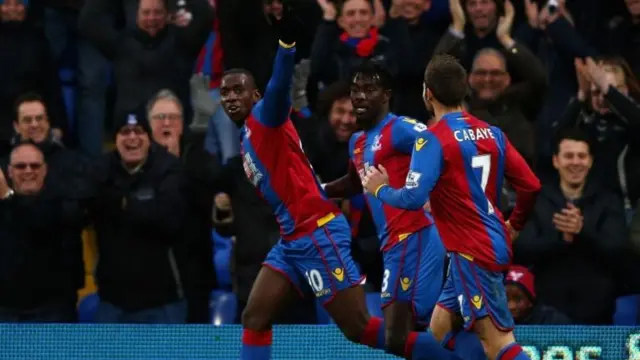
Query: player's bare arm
324 163 363 198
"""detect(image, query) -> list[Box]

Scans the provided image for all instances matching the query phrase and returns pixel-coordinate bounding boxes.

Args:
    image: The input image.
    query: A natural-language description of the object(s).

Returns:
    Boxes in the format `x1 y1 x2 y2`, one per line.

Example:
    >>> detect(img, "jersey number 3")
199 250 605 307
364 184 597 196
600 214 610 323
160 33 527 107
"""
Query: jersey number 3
471 154 495 215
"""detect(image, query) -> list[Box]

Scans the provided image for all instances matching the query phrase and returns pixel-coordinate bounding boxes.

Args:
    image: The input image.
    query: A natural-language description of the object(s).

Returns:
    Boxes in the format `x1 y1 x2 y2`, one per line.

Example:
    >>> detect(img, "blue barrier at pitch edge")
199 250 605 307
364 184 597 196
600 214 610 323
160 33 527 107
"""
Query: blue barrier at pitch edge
0 324 639 359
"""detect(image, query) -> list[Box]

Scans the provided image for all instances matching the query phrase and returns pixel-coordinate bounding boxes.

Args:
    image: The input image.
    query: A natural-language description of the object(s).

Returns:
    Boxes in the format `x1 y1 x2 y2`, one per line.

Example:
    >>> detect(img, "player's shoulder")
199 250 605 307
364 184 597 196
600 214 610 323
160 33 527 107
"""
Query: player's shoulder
348 130 365 155
413 129 439 152
394 115 428 133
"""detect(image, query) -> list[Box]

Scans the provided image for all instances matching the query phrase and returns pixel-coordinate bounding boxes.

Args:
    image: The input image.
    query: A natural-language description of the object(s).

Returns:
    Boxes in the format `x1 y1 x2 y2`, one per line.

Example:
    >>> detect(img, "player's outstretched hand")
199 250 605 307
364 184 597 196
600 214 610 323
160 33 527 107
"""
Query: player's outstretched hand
270 5 304 46
362 165 389 196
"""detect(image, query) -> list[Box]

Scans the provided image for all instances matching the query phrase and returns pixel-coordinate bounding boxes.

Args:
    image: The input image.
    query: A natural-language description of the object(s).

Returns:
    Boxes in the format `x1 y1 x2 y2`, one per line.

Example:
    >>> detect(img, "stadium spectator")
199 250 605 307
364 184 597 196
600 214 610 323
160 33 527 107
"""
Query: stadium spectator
464 1 547 165
435 0 506 70
297 81 356 182
147 89 220 324
90 111 189 324
3 93 92 197
555 56 640 217
505 265 572 325
78 0 214 131
381 0 442 120
0 143 87 322
310 0 396 93
513 129 629 325
44 0 110 158
0 0 67 158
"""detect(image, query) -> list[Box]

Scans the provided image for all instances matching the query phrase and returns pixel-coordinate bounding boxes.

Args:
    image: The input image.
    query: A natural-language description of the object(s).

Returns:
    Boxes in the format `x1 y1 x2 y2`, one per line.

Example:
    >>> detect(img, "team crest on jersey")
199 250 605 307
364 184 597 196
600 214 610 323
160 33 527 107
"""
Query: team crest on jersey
242 153 263 186
372 135 382 151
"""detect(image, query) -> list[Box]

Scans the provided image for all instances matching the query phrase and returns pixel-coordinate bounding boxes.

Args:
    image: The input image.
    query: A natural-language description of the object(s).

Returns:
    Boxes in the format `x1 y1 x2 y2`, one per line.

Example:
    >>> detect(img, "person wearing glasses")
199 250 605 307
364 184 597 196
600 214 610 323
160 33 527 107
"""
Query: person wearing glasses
147 89 221 324
89 109 190 324
1 92 92 311
0 142 88 322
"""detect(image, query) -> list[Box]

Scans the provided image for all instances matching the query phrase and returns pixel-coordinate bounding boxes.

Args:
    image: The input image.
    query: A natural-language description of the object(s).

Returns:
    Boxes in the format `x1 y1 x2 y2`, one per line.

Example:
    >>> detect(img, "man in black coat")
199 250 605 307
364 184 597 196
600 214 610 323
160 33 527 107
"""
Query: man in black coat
0 143 87 322
147 89 220 324
90 111 189 323
78 0 214 129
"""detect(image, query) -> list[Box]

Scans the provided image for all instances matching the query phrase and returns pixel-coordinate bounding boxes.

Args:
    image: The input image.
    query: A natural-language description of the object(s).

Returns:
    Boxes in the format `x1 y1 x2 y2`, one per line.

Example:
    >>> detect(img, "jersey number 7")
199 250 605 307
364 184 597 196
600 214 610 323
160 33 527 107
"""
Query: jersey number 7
471 154 495 215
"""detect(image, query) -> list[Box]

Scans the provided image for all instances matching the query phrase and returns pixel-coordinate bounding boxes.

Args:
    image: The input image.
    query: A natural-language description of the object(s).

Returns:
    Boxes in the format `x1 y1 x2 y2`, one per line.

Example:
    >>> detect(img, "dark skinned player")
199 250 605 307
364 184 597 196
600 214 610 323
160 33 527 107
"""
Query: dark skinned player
363 54 540 360
219 9 388 360
323 61 483 360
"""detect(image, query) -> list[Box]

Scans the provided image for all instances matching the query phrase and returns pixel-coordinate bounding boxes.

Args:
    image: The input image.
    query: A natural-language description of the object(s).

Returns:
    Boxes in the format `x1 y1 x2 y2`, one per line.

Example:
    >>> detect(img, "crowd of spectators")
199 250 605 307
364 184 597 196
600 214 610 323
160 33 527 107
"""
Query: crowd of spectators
1 0 640 327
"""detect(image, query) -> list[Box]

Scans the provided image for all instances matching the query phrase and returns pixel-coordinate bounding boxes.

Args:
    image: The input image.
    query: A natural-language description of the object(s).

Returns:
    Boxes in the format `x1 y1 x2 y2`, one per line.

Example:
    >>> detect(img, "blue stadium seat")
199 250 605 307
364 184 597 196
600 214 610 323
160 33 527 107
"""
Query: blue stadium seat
366 292 383 318
613 295 640 325
58 68 77 134
212 231 233 291
210 291 237 325
77 293 100 323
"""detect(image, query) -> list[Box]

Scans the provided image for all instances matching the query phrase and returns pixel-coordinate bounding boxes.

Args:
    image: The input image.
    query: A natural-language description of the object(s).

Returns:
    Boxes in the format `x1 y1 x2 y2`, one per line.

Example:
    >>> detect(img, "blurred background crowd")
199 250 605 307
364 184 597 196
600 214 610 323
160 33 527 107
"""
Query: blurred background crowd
1 0 640 328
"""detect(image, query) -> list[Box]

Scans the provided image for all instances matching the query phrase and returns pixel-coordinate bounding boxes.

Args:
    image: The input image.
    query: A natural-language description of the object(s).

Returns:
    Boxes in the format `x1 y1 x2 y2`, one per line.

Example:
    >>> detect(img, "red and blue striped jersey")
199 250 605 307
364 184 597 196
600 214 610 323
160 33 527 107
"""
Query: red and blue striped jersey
350 114 434 251
377 111 540 270
240 43 341 241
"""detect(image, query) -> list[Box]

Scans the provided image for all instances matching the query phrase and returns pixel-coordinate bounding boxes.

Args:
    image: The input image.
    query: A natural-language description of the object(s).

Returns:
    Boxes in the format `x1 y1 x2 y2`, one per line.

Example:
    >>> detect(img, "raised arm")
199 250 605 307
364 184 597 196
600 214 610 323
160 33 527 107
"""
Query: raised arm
373 132 443 210
257 42 297 127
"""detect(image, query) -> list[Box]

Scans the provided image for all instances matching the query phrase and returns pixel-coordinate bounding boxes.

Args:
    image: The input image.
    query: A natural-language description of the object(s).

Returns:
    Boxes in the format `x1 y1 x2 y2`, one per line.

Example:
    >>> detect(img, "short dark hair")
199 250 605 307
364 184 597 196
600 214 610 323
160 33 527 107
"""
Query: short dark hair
317 81 351 117
554 128 591 155
424 54 468 107
222 68 256 89
14 92 45 121
350 60 393 91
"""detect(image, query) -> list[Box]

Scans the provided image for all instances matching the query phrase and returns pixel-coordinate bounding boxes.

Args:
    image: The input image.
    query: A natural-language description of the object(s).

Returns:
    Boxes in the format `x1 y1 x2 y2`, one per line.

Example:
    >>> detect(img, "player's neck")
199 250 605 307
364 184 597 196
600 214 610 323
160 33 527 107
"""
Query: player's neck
560 181 584 200
433 105 465 123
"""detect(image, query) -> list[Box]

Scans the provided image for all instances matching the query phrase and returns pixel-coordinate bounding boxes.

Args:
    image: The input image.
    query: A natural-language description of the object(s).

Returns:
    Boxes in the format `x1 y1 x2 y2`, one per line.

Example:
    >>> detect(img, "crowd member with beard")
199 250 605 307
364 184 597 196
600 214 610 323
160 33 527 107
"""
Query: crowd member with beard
147 89 220 324
505 265 571 325
0 93 90 300
555 56 640 215
514 130 629 325
90 111 189 323
0 0 67 158
79 0 213 129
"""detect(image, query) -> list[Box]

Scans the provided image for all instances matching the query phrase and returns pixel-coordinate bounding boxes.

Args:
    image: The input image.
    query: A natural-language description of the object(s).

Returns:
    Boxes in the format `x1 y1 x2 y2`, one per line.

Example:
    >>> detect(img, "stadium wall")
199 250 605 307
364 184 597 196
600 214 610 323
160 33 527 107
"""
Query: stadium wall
1 324 639 359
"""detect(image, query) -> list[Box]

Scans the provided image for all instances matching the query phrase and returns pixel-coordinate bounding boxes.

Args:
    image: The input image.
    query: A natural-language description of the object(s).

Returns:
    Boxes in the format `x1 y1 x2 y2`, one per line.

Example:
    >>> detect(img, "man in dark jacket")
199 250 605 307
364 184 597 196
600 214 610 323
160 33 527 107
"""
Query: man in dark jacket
513 129 629 324
0 143 87 322
505 265 571 325
91 111 189 323
147 89 220 324
78 0 214 128
1 92 90 298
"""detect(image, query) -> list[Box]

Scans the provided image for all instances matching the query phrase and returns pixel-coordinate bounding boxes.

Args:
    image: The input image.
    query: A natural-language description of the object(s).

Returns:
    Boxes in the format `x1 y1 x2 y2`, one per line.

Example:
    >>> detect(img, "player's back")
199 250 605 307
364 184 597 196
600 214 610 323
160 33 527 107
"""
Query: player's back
429 111 511 270
241 111 341 241
350 115 433 251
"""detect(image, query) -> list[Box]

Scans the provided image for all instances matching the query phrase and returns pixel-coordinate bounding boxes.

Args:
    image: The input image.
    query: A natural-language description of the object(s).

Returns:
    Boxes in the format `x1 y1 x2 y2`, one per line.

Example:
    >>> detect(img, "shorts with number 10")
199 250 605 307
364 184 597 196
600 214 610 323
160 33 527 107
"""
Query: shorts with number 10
381 224 447 324
262 214 364 305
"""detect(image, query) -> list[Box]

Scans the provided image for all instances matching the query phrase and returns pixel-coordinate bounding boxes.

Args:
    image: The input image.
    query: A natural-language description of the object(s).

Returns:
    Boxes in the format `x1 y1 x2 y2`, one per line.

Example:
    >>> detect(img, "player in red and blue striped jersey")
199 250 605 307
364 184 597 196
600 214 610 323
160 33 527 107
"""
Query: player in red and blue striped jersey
219 11 388 360
362 55 540 360
325 62 482 360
